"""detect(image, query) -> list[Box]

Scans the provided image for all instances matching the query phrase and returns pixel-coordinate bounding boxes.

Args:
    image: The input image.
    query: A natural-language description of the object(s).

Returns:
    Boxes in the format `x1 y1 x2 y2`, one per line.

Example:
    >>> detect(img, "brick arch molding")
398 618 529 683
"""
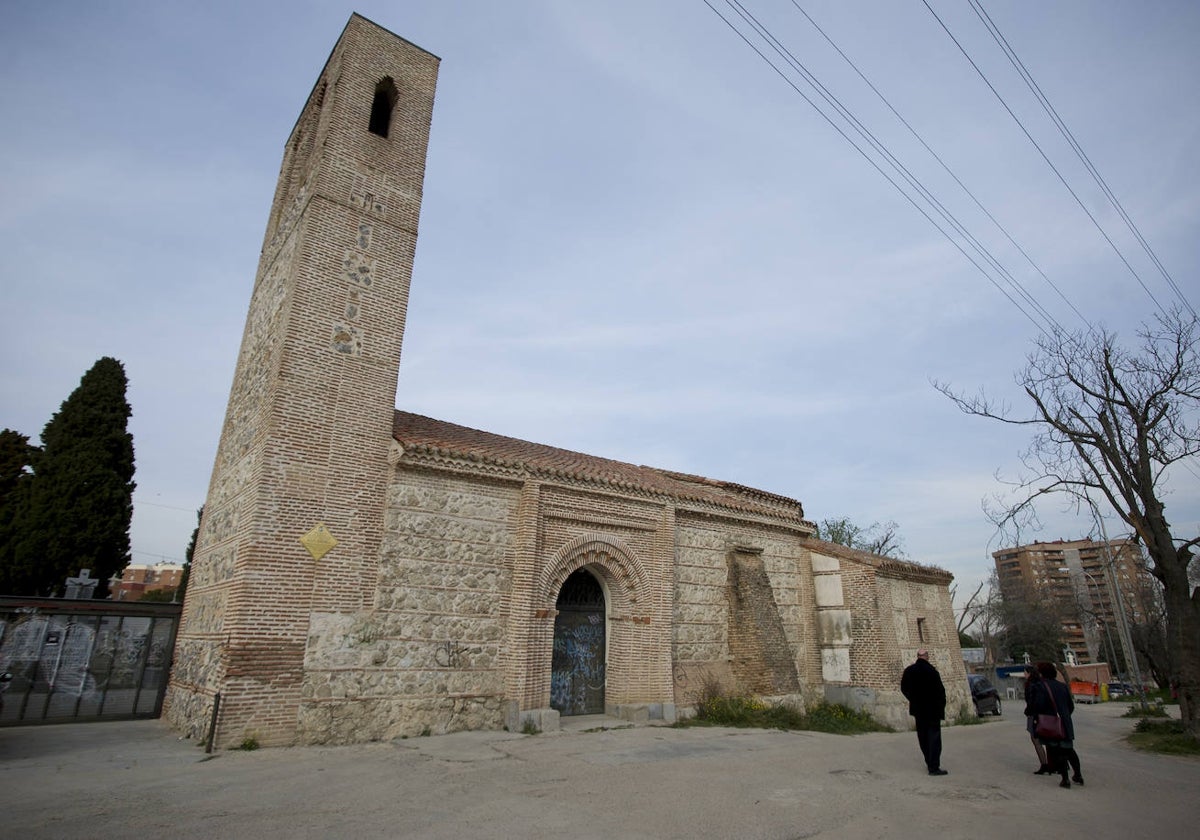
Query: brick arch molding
540 534 649 615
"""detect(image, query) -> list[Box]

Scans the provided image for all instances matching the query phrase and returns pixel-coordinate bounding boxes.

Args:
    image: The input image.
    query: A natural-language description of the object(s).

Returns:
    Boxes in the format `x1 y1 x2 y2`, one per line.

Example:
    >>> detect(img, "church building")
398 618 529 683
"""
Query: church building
164 15 967 748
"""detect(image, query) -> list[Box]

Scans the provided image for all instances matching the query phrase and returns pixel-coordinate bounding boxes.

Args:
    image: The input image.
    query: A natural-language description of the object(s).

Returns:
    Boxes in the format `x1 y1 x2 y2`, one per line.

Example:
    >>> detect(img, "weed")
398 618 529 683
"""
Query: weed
520 719 540 735
1121 703 1169 718
236 735 260 751
799 701 893 734
419 726 432 737
1129 718 1200 756
677 677 891 735
953 704 983 726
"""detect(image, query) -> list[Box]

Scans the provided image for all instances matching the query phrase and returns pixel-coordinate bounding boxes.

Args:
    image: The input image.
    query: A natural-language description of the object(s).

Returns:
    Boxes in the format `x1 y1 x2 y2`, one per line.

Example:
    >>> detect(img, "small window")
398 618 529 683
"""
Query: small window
917 617 927 643
369 78 398 137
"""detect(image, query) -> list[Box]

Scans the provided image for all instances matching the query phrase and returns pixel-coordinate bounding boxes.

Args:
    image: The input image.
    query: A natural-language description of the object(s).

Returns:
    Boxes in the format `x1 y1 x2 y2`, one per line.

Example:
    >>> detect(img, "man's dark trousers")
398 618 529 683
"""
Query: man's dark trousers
914 716 942 771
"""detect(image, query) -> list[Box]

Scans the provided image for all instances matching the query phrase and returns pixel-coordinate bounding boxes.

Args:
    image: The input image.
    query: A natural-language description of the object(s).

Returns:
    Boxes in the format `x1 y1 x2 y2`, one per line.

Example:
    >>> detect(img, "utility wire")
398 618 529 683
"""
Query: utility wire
132 496 197 514
788 0 1093 333
920 0 1170 319
968 0 1195 319
707 0 1062 338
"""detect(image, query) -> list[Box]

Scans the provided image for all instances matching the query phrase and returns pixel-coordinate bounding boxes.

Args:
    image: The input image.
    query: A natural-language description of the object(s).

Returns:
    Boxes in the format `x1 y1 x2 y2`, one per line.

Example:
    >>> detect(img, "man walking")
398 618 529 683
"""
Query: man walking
900 649 947 775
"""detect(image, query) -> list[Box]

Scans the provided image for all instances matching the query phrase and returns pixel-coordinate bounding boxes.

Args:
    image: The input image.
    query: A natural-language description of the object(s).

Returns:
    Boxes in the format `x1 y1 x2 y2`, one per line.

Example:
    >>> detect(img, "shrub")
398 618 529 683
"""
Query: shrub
801 701 892 735
680 677 891 734
1129 718 1200 756
1121 703 1169 718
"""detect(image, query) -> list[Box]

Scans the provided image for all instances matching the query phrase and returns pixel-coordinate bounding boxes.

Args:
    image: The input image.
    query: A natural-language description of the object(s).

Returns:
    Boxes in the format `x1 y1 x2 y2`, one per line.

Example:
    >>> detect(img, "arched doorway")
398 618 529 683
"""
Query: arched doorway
550 569 606 715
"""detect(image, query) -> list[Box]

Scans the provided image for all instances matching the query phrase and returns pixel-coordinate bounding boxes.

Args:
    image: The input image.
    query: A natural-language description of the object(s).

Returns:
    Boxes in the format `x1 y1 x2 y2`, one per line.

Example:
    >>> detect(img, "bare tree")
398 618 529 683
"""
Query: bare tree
954 580 986 637
995 573 1071 664
815 516 906 558
955 574 1005 665
936 308 1200 739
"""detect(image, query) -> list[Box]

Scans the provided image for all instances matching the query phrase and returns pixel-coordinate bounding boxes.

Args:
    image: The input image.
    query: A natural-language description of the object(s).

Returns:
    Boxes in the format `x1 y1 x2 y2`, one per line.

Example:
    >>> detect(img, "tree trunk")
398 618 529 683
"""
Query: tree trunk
1162 577 1200 740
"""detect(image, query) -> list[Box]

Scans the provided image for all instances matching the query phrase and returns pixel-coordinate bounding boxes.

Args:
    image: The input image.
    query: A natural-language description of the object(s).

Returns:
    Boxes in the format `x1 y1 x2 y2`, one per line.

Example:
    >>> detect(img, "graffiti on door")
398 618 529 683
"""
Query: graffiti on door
550 570 605 716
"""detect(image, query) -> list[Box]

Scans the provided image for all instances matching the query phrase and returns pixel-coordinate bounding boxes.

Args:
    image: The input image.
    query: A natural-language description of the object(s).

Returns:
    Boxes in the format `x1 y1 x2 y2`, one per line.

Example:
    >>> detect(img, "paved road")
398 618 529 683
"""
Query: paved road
1 701 1196 838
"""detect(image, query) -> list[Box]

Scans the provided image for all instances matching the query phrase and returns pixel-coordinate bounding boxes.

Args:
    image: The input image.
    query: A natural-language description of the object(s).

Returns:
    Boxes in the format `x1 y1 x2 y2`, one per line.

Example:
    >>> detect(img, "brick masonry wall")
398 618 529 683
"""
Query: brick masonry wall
165 16 440 748
866 573 970 727
726 550 801 694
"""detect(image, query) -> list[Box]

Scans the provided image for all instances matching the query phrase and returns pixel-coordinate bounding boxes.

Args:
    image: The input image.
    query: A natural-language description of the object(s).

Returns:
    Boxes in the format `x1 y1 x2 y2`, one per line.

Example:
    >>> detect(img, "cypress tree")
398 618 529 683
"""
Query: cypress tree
0 429 37 592
7 358 136 596
0 429 34 504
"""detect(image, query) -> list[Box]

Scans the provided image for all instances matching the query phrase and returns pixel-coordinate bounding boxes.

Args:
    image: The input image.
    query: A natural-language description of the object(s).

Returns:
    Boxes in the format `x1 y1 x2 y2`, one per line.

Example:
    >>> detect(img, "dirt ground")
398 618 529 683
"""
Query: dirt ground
1 701 1196 838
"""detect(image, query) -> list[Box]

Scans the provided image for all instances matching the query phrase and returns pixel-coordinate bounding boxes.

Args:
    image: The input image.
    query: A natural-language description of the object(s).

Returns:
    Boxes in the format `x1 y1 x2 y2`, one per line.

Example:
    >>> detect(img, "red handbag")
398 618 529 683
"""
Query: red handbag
1035 682 1066 740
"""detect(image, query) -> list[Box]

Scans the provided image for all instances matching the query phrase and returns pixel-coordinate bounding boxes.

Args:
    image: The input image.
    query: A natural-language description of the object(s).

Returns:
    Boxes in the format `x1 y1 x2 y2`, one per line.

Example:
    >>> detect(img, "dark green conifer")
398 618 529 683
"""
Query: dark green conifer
0 429 37 592
5 358 135 596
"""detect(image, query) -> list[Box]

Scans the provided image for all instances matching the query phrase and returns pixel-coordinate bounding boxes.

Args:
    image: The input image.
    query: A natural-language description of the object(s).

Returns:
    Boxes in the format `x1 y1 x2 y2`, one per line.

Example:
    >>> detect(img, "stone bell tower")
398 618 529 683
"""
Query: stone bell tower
165 15 439 747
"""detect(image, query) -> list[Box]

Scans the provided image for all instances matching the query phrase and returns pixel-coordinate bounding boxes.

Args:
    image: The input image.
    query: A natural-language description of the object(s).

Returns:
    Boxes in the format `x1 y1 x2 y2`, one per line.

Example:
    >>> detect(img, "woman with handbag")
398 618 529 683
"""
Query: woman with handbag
1023 666 1053 774
1031 661 1084 788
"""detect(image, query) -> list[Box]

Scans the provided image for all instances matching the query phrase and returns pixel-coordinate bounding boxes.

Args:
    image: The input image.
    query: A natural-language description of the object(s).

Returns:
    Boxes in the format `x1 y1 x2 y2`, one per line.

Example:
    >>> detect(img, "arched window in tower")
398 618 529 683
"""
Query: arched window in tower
368 77 398 137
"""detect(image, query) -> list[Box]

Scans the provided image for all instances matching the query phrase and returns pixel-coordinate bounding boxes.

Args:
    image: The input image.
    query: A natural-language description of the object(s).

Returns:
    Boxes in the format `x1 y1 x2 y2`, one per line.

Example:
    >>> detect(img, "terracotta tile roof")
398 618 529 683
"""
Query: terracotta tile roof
392 411 806 521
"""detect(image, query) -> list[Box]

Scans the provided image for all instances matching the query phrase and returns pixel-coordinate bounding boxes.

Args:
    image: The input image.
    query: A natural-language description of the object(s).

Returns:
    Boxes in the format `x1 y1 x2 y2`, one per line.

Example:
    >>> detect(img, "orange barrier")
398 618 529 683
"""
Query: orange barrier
1071 680 1101 703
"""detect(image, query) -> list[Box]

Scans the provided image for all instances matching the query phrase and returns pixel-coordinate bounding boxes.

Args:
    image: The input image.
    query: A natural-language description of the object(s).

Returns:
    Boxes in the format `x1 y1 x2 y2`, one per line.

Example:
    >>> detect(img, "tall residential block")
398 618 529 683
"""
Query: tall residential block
993 537 1153 668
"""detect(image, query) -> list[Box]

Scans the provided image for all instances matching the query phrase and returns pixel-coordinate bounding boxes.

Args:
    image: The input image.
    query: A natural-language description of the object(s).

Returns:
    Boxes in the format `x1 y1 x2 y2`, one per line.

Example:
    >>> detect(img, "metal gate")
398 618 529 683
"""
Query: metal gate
550 570 606 716
0 596 180 725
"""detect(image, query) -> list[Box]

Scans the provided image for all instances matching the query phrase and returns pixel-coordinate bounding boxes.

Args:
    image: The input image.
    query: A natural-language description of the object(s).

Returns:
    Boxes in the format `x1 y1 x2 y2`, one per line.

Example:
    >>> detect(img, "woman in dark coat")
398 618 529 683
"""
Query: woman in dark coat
1023 666 1052 774
1030 661 1084 788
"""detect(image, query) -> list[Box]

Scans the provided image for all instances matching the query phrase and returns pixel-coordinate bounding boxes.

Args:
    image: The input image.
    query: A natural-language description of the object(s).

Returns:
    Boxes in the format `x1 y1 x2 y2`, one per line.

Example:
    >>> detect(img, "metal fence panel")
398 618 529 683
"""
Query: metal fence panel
0 597 181 726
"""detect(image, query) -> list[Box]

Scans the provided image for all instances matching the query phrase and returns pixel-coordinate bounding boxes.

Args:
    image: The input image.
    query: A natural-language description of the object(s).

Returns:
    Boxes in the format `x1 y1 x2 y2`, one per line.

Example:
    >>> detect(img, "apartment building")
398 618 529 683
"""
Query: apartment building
110 563 184 602
992 538 1153 667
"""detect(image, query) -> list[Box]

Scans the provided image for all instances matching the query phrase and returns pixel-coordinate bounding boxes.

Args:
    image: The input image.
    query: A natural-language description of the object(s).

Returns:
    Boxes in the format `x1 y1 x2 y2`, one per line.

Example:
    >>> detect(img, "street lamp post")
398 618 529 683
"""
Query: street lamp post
1088 506 1150 709
1058 565 1111 667
1076 568 1122 673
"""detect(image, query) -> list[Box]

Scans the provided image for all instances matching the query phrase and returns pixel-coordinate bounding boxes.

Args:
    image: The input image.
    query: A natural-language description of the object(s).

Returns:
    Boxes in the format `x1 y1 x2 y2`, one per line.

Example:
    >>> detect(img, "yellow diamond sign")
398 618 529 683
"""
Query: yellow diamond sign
300 523 338 560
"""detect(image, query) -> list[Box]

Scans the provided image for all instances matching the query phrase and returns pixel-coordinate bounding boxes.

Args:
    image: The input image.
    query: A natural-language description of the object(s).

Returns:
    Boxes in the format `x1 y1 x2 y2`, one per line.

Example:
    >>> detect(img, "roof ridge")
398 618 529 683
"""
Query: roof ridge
392 410 806 520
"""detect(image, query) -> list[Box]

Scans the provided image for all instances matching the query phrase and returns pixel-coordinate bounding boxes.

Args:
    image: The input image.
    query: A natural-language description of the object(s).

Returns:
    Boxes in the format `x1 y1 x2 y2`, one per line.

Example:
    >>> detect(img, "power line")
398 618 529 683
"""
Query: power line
132 496 198 514
920 0 1172 320
706 0 1066 338
131 549 185 564
787 0 1093 334
967 0 1195 320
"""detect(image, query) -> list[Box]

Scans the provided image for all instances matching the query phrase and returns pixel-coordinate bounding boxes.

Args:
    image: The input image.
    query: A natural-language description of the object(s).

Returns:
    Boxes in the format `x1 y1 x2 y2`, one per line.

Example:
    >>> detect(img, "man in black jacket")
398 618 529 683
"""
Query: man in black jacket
900 649 948 775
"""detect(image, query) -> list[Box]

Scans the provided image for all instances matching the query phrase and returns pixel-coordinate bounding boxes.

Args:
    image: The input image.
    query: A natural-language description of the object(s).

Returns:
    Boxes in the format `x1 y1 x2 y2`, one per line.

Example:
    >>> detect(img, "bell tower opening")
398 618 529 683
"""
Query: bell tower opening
550 569 606 716
369 77 398 137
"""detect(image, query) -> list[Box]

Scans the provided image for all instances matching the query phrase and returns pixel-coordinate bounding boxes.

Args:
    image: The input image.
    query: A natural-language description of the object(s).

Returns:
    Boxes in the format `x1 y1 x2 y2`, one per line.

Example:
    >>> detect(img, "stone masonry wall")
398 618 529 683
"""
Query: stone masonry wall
294 466 520 742
672 516 815 708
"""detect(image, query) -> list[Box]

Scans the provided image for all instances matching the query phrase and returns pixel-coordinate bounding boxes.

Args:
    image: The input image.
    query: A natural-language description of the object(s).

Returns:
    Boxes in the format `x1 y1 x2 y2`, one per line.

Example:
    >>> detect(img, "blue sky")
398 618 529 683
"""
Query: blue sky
1 1 1197 610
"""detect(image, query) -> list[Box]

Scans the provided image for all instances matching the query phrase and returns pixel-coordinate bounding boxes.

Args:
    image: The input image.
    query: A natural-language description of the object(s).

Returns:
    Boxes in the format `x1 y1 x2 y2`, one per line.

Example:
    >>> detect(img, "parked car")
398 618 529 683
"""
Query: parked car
967 674 1002 716
1107 682 1139 699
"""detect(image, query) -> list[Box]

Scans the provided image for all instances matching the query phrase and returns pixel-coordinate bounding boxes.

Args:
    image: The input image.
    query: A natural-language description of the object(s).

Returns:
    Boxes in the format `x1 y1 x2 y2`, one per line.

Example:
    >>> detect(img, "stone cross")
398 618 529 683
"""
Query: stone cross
64 569 98 599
